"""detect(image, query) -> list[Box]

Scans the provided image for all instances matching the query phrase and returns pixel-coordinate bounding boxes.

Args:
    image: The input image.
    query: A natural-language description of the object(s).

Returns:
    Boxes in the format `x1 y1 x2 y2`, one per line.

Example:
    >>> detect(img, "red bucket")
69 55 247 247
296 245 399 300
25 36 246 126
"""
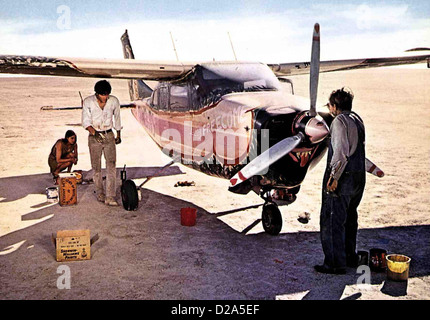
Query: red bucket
181 207 197 226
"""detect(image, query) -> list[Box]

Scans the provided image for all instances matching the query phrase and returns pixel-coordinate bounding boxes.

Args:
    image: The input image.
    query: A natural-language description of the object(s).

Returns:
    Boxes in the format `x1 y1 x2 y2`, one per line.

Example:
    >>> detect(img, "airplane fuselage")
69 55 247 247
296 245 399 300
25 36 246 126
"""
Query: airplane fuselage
129 62 333 195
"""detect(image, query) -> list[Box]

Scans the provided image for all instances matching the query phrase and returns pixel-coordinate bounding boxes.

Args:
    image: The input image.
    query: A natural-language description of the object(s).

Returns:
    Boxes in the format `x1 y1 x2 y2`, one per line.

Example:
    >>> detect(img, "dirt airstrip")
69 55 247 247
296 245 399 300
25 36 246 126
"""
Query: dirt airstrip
0 66 429 300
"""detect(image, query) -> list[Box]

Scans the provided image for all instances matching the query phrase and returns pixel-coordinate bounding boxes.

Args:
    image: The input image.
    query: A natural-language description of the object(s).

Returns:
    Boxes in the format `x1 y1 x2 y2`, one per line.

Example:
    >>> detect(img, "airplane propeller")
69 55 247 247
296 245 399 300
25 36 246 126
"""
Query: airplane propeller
229 23 327 188
230 132 305 187
309 23 320 117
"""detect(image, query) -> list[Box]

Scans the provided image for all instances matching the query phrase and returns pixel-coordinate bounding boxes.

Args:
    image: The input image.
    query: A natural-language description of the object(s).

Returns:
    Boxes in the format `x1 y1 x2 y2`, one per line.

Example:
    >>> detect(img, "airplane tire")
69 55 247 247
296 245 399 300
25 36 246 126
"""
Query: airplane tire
121 179 138 211
262 202 282 235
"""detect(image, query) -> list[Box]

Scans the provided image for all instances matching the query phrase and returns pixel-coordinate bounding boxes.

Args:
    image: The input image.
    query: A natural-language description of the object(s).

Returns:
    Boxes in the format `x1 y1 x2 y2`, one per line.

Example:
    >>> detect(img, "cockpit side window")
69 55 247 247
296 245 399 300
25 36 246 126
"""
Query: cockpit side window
150 83 169 111
151 89 159 108
159 86 169 111
170 84 189 112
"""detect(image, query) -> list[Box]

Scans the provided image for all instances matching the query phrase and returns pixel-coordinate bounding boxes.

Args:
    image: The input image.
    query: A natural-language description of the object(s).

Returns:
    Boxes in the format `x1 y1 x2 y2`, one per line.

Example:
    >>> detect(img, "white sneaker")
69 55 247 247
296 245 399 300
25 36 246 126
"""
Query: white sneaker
105 197 119 206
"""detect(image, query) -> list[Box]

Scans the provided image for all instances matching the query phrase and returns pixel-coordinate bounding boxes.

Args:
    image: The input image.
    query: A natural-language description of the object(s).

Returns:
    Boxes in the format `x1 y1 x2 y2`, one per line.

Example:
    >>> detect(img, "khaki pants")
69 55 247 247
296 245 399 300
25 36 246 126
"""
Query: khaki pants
88 132 117 198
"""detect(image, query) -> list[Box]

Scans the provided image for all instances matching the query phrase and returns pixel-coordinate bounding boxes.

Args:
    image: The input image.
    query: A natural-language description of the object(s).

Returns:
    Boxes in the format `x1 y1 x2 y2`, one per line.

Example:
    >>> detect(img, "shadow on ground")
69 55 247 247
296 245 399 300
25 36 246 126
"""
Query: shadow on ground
0 166 184 203
0 169 429 300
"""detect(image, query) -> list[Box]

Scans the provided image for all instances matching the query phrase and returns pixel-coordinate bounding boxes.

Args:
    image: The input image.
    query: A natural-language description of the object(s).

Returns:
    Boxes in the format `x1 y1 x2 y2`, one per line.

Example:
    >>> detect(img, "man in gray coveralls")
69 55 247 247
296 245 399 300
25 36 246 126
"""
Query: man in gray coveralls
314 88 366 275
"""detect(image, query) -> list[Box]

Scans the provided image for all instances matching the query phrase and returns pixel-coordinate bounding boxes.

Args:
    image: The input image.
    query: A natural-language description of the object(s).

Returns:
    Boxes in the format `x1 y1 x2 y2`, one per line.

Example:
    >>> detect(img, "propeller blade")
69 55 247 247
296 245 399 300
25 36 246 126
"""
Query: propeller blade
309 23 320 117
230 132 305 187
365 158 384 178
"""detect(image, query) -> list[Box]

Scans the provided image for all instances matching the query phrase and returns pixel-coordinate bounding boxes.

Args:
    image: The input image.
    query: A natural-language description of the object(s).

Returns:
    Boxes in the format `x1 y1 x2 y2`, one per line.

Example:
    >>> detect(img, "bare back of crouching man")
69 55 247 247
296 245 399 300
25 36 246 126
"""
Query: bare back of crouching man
81 80 122 206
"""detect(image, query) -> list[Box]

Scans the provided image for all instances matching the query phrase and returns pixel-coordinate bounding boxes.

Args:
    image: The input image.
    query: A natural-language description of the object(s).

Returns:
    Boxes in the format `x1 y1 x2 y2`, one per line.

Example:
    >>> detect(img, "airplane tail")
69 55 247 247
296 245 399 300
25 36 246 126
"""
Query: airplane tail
120 30 153 101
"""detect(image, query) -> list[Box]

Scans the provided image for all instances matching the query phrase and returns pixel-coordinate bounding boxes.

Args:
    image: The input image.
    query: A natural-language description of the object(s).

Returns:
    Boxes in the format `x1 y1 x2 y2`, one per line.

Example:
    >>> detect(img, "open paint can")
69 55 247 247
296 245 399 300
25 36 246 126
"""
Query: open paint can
46 187 59 203
73 170 83 184
386 254 411 281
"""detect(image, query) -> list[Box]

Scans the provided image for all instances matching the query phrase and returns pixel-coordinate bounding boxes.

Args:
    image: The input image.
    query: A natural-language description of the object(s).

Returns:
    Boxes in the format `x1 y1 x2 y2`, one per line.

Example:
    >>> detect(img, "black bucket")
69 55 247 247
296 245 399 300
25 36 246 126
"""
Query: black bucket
357 250 369 266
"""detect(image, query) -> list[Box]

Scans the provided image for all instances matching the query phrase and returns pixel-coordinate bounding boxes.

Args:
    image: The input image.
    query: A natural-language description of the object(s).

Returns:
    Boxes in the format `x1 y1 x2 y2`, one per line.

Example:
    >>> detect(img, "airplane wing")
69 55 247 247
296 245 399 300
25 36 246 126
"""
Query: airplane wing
268 54 430 76
1 53 429 80
0 55 195 80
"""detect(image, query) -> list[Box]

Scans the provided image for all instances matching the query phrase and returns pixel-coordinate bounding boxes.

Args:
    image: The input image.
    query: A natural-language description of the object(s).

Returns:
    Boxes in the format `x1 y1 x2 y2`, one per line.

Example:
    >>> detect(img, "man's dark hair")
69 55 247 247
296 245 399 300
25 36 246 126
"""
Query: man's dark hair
329 87 354 111
94 80 112 95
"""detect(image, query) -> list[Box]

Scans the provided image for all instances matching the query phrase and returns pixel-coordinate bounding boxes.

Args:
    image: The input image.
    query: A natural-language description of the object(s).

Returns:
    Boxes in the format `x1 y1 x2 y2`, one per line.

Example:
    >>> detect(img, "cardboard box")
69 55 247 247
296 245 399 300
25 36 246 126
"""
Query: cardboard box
58 173 77 206
52 229 98 262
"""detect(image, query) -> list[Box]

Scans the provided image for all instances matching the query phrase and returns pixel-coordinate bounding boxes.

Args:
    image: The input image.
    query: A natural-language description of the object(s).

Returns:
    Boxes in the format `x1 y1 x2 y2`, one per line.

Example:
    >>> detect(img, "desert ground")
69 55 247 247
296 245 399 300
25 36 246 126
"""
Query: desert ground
0 66 429 301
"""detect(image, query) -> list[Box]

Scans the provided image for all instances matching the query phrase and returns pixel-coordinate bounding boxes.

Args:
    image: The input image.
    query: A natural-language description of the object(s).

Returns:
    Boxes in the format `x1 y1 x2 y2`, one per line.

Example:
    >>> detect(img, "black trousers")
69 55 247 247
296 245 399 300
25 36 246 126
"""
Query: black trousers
320 172 365 269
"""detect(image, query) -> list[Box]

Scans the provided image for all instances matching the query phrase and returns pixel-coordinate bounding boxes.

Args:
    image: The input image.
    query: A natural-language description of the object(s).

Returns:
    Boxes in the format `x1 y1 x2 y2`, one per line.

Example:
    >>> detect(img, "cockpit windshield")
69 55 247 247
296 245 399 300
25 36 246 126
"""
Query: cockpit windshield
151 62 282 111
191 62 281 108
198 62 280 92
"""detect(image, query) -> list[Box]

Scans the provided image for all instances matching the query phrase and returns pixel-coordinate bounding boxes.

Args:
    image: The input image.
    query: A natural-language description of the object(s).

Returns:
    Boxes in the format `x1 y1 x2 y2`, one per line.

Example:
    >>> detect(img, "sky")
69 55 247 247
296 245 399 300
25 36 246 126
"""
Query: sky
0 0 429 63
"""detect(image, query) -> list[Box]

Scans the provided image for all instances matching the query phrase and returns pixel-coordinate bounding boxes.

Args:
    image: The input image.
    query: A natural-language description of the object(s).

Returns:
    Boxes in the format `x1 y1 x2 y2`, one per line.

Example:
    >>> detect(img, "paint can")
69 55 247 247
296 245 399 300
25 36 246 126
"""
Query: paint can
73 170 83 184
386 254 411 281
369 248 387 272
46 187 59 203
181 207 197 227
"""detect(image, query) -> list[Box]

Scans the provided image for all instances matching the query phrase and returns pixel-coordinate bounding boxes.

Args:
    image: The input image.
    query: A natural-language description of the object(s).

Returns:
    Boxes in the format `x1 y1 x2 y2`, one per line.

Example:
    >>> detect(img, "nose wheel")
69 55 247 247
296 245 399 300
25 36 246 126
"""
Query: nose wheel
261 201 283 235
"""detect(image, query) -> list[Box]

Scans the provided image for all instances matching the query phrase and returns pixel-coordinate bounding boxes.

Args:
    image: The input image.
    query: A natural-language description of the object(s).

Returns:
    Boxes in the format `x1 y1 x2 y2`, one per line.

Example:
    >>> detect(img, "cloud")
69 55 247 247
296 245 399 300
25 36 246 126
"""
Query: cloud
0 3 429 64
0 15 300 62
342 3 411 30
1 18 52 34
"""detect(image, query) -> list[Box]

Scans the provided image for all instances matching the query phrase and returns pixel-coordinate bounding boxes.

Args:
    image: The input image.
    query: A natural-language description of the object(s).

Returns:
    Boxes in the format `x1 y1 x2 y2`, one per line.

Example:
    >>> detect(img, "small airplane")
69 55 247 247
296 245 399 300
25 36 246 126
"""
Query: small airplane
1 24 428 235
